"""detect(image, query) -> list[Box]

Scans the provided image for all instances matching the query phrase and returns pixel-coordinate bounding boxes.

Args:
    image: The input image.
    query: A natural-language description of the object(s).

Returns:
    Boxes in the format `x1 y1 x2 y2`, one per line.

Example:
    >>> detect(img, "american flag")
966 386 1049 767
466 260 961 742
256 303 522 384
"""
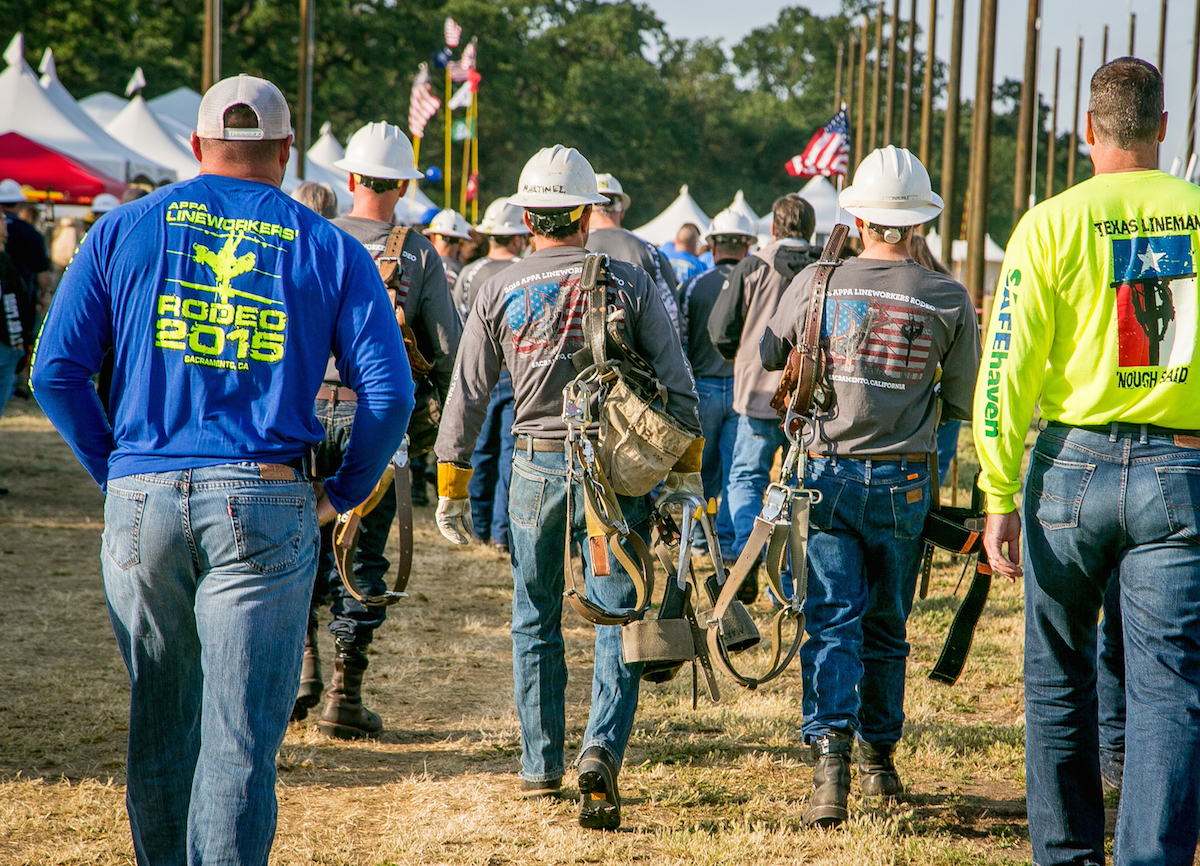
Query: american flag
449 38 477 83
408 63 441 139
444 17 462 48
505 277 588 357
827 299 931 381
786 107 850 178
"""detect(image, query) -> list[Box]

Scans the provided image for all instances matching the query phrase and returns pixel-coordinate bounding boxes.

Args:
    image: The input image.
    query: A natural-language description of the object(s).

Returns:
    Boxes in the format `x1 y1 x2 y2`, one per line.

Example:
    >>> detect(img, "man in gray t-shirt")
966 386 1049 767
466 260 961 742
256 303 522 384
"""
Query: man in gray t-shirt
434 146 700 831
760 147 979 829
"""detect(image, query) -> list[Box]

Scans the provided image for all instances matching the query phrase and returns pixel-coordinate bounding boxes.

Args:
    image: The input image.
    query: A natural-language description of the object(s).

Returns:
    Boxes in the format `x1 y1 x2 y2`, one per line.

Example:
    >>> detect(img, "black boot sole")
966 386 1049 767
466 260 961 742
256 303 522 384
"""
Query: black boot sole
316 720 383 740
801 804 848 827
578 756 621 830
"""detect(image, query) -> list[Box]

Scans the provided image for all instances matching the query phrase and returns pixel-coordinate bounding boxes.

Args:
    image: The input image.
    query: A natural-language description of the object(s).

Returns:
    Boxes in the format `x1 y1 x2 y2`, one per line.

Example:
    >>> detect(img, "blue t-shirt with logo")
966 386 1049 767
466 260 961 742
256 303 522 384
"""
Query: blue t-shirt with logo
33 174 414 513
659 242 705 286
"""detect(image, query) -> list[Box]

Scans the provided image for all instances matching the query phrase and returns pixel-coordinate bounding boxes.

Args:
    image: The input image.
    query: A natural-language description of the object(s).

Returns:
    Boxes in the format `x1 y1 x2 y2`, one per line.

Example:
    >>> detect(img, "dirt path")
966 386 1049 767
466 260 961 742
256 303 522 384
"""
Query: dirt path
0 399 1041 864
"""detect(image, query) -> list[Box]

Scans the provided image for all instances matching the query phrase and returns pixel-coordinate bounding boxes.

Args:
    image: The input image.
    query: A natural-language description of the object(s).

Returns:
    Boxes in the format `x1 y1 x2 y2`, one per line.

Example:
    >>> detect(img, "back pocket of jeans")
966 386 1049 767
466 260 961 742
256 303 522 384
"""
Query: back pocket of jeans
103 488 146 569
806 475 844 531
228 494 307 574
890 476 929 539
1028 451 1095 530
1157 466 1200 542
508 462 546 527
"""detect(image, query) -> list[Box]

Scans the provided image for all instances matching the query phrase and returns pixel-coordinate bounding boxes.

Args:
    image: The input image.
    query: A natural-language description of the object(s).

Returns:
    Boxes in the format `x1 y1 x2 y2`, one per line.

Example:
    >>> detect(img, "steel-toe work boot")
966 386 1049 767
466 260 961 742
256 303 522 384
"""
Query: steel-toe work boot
858 740 904 797
291 614 323 721
317 641 383 739
801 731 853 827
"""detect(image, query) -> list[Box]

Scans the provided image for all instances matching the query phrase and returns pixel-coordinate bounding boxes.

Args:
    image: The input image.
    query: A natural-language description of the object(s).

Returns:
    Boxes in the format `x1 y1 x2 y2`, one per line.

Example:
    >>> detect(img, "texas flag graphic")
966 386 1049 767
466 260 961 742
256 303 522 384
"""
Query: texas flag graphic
1111 235 1197 368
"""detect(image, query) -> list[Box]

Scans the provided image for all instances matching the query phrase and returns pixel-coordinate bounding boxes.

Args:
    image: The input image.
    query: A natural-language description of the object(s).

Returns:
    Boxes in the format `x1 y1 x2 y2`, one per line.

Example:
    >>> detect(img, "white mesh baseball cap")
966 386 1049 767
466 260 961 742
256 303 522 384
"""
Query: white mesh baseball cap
197 74 291 141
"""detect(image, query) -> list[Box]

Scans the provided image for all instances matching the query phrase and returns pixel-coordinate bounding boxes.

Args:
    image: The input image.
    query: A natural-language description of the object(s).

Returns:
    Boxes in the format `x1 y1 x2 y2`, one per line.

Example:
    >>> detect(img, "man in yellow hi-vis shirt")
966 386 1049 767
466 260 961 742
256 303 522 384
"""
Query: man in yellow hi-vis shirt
975 58 1200 866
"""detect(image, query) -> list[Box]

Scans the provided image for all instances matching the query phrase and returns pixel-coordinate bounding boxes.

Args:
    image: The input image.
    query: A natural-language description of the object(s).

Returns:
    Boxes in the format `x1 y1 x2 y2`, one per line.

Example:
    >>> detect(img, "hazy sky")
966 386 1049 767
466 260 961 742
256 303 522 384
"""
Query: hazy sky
644 0 1195 170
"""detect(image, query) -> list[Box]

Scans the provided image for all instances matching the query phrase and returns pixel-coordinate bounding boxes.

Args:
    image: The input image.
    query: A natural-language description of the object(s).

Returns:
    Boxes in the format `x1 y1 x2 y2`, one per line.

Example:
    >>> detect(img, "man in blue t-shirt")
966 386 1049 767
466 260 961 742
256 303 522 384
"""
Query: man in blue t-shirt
660 223 705 286
32 75 414 866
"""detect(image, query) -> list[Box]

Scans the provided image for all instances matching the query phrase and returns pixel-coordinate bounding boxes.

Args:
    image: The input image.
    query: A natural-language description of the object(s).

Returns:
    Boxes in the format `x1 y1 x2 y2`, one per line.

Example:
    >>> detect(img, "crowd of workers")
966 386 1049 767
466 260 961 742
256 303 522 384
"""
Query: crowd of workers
7 54 1199 866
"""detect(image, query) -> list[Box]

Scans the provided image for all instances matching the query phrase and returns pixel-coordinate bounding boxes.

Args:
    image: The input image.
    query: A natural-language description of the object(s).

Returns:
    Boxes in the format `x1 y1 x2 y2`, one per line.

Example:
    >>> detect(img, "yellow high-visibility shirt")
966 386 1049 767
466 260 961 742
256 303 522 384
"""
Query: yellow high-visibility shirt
974 169 1200 513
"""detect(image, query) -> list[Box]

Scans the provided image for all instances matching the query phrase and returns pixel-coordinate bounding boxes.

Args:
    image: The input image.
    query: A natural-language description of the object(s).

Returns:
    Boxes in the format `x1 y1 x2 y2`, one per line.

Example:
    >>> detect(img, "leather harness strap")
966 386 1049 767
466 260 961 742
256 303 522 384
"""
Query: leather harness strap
786 225 849 433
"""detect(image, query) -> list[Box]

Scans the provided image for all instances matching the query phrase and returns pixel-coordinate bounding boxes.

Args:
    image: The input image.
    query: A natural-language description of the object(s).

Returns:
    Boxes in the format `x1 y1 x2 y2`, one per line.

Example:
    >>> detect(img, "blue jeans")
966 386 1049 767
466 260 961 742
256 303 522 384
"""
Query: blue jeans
469 370 515 545
1096 572 1125 762
0 342 20 420
936 419 961 481
311 397 394 646
507 450 647 782
1023 426 1200 866
102 463 318 866
800 456 929 745
726 414 793 596
695 376 737 554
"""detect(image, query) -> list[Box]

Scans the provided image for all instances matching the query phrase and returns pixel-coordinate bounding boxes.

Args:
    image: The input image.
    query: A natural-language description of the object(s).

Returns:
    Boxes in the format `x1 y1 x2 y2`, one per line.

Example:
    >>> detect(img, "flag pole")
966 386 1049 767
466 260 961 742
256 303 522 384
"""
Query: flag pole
459 107 470 214
413 136 422 170
470 90 479 223
444 65 452 209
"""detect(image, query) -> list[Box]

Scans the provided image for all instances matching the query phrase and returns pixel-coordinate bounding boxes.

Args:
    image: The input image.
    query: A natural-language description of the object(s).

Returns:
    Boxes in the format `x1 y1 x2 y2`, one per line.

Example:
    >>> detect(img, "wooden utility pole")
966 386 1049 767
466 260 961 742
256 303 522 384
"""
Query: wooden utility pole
1159 1 1169 71
965 0 998 314
846 34 857 121
919 0 938 171
902 0 917 148
835 42 845 109
1045 47 1060 200
884 0 900 144
1191 0 1200 162
871 2 884 151
296 0 315 179
1068 36 1083 187
1129 13 1137 56
1013 0 1039 224
939 0 965 266
202 0 221 92
1102 24 1109 63
856 18 870 168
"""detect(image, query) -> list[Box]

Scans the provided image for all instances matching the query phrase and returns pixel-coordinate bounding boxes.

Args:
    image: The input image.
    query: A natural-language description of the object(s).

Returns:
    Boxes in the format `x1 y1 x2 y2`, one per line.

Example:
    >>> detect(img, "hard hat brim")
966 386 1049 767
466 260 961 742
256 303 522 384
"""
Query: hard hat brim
333 157 424 181
507 191 609 208
839 187 944 227
705 228 758 242
476 222 531 236
422 227 472 240
599 191 631 210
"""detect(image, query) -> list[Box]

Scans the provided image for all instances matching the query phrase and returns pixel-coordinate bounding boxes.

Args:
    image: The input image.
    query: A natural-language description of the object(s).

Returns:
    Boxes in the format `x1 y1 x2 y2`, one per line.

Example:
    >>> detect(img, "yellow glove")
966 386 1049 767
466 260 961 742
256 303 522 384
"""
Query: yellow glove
436 463 474 546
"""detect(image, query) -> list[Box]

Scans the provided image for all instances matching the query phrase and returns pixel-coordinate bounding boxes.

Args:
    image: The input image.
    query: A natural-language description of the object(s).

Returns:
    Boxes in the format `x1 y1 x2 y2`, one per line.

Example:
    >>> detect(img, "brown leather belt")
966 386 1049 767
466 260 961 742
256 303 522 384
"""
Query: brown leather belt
517 435 566 454
317 385 357 402
809 451 927 462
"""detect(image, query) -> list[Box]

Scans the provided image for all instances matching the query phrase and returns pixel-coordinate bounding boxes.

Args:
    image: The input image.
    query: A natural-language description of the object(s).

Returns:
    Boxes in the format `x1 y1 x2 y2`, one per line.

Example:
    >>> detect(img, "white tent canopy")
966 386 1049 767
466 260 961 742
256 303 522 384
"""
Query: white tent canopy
79 91 127 127
307 121 346 174
107 95 200 180
147 86 202 131
0 35 164 184
925 229 1007 304
632 184 710 246
726 189 759 226
394 182 439 226
282 148 354 214
33 44 174 183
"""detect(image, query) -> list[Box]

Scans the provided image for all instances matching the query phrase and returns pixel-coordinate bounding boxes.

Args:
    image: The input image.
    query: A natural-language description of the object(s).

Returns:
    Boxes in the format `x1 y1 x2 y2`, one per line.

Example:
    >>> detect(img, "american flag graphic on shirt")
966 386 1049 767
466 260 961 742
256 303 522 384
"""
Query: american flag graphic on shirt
504 275 589 359
825 298 932 383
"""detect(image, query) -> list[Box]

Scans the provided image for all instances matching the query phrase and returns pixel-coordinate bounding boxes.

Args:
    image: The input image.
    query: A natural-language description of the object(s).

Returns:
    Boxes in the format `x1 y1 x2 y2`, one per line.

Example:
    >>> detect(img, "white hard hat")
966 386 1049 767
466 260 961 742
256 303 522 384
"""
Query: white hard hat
507 145 609 209
594 173 630 210
423 208 472 240
476 197 530 236
839 145 943 227
705 207 758 242
91 193 120 213
0 178 27 204
334 122 423 181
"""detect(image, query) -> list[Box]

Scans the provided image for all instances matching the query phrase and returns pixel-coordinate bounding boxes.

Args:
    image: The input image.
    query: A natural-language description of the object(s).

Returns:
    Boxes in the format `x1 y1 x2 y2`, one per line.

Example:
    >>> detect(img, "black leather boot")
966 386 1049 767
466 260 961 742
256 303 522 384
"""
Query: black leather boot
317 641 383 739
858 740 904 797
291 613 323 721
801 731 853 827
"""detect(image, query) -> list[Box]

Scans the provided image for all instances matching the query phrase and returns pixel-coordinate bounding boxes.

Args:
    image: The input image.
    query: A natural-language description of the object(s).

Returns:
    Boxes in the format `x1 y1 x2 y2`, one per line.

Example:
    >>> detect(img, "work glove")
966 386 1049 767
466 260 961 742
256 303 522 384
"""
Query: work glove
656 470 705 506
436 462 474 546
436 496 473 545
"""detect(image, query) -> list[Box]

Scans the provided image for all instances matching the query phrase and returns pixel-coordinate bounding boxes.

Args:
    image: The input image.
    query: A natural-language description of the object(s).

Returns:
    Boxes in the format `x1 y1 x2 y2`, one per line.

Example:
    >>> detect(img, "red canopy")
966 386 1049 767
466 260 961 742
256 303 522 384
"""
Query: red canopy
0 131 126 204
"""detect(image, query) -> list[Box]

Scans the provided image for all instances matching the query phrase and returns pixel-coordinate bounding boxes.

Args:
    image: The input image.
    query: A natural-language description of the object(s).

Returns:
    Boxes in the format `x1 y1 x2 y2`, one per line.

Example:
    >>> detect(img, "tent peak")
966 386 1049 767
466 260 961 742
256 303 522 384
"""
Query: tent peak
319 120 332 135
4 33 25 70
38 47 55 78
125 67 146 98
679 184 689 196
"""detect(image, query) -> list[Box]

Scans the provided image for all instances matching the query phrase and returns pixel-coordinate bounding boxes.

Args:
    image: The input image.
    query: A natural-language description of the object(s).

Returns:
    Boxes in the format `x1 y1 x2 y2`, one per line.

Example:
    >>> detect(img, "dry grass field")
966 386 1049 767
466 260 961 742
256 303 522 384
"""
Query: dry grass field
0 397 1059 865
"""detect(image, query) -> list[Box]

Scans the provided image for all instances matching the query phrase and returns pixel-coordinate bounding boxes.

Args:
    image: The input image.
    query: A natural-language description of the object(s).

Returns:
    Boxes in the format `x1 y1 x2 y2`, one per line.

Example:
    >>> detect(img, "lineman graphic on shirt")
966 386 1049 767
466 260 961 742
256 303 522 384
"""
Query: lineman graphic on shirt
1110 235 1195 370
825 294 934 385
156 204 296 369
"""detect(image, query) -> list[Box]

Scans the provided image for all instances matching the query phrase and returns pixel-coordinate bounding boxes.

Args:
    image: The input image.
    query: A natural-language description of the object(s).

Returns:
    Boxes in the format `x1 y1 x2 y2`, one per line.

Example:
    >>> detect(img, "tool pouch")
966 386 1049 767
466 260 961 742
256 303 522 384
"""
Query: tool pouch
621 618 695 667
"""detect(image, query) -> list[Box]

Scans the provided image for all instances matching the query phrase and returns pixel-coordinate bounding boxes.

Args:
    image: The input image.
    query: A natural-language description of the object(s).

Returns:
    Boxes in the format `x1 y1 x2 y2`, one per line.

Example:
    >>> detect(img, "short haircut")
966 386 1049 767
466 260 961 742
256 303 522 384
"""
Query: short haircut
489 234 519 247
527 206 587 240
772 194 816 241
710 234 753 248
291 181 338 218
1089 57 1164 149
201 104 288 161
355 175 403 194
864 223 913 244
